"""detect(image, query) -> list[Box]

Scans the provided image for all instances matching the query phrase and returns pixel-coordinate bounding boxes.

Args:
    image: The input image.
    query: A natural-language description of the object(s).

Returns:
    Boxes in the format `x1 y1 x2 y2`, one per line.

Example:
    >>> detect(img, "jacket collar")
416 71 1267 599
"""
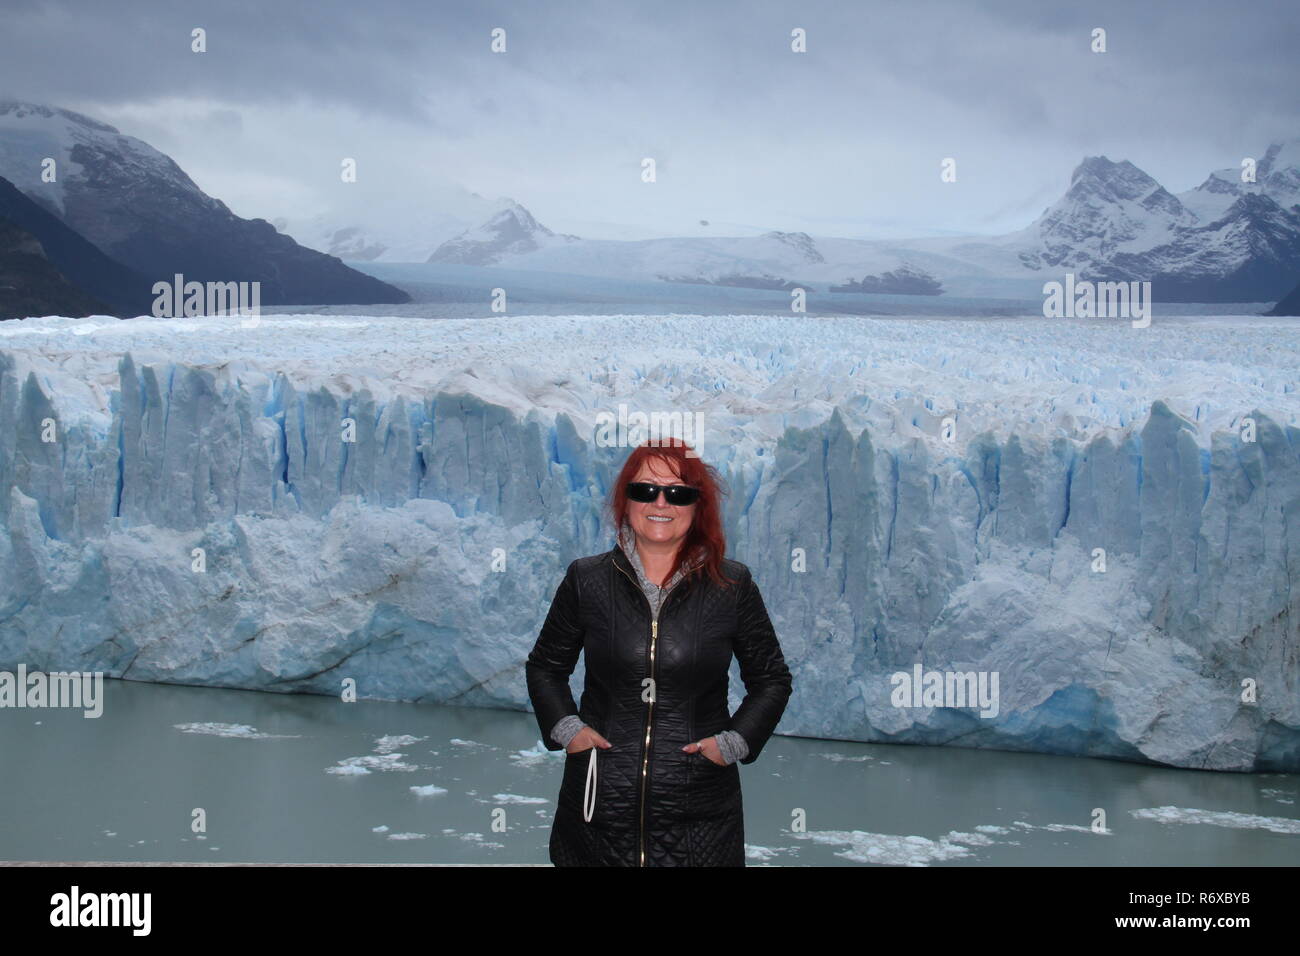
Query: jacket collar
612 520 704 592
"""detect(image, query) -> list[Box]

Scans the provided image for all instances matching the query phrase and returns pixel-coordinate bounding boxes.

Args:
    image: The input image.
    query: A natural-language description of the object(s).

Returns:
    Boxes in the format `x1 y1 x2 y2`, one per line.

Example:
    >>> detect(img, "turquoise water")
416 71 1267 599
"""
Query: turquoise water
312 261 1274 319
2 679 1295 865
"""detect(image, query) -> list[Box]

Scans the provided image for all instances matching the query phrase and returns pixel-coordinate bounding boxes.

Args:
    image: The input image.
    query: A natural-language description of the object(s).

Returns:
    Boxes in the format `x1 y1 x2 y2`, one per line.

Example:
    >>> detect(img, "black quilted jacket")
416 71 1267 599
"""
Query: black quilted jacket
526 543 793 866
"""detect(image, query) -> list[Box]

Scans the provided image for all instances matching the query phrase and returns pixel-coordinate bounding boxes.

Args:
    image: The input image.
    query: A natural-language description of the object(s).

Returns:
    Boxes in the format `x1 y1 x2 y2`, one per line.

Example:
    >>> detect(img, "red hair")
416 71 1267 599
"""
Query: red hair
608 438 737 589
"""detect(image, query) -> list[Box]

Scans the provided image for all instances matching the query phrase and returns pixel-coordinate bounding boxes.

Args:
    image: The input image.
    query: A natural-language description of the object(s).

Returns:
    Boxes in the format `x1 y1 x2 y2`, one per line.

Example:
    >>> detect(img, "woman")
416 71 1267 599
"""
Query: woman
526 438 793 866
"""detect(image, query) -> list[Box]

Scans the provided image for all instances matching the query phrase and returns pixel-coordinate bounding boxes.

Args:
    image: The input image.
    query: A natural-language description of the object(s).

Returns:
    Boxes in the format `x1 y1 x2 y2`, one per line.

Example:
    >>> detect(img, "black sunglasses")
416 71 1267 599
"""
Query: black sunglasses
626 481 701 506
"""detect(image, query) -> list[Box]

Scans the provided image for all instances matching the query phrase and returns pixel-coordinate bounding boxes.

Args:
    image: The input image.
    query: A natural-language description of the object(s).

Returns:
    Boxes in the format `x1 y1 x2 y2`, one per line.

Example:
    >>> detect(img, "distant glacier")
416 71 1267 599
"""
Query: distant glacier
1 312 1297 772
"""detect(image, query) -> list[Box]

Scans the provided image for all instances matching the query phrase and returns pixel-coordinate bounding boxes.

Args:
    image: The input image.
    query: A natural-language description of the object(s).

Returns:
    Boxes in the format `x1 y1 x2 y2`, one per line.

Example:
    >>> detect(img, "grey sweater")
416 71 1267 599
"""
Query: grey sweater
548 523 750 765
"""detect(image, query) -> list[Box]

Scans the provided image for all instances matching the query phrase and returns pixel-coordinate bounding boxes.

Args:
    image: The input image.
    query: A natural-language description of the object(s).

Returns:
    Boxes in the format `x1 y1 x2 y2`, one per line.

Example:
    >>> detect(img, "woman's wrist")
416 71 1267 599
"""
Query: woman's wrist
549 714 587 748
714 729 749 764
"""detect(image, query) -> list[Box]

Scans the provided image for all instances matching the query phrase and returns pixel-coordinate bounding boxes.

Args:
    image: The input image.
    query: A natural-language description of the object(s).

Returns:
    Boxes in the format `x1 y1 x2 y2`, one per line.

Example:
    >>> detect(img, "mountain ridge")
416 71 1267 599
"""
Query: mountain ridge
427 141 1300 302
0 101 411 307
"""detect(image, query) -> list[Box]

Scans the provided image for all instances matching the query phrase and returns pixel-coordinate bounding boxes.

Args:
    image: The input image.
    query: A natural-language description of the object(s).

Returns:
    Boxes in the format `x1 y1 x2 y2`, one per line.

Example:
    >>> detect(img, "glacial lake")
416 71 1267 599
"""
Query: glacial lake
2 678 1296 866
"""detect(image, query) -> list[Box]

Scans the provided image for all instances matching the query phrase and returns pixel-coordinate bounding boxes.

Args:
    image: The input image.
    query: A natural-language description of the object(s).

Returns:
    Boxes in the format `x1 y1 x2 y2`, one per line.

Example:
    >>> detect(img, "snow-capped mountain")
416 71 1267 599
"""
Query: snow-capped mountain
428 201 579 266
460 228 883 284
293 222 391 262
1011 149 1300 301
1016 156 1199 274
1128 192 1300 301
0 102 409 306
4 99 1292 304
1178 140 1300 222
440 224 1021 298
429 143 1300 303
279 189 517 263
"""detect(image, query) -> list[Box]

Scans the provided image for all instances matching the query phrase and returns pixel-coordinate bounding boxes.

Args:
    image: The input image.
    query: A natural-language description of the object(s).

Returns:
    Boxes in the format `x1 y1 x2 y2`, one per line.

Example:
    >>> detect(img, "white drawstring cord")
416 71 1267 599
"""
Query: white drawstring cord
583 747 598 822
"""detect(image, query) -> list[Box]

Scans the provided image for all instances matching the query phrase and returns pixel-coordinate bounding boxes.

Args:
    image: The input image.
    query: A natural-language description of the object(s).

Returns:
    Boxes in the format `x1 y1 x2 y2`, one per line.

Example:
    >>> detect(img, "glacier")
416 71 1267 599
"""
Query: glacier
0 312 1297 772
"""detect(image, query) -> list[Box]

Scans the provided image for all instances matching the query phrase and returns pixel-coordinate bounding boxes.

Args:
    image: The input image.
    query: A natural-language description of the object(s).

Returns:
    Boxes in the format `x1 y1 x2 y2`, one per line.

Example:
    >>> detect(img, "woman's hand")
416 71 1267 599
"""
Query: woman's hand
683 736 726 765
566 726 612 754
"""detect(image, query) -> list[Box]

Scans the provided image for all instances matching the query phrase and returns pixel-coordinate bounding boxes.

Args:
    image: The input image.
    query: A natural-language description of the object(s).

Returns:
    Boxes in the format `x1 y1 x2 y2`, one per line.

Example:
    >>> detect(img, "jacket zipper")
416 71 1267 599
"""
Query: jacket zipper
614 555 682 868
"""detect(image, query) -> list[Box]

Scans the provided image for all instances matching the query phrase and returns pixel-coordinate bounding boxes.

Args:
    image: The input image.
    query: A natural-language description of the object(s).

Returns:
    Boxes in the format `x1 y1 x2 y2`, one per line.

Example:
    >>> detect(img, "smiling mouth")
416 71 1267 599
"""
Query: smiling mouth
646 515 673 522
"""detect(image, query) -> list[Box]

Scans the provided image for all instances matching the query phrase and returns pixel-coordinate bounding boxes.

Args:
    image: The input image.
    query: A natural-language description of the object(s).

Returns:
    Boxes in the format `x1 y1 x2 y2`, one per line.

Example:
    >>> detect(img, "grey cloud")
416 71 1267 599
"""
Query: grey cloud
0 0 1295 237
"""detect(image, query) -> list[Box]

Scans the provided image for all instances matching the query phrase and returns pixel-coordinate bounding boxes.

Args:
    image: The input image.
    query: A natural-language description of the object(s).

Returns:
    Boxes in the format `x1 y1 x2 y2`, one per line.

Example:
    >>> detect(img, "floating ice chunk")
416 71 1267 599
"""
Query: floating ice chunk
410 784 448 797
174 722 300 739
327 753 419 775
376 734 427 753
1131 806 1300 835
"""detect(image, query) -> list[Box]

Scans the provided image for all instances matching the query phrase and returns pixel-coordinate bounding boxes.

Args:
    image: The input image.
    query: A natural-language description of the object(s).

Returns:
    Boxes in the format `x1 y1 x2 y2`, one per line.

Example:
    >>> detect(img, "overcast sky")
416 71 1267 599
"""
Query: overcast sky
2 0 1297 240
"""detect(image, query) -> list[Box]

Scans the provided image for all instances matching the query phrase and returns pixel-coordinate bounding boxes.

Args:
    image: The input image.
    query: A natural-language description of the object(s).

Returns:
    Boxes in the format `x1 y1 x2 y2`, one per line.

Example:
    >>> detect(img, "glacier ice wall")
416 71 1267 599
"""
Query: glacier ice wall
0 314 1297 771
